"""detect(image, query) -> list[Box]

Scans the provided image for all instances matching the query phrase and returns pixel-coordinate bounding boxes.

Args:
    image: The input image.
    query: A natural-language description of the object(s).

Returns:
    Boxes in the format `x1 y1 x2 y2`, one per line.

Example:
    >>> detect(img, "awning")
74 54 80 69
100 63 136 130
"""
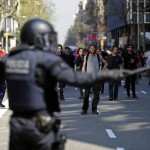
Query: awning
140 32 150 44
140 32 150 40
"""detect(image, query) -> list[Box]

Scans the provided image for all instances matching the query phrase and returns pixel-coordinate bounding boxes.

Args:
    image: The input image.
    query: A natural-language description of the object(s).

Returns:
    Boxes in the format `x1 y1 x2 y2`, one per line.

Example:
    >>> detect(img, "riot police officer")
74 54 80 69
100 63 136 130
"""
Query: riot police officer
0 18 140 150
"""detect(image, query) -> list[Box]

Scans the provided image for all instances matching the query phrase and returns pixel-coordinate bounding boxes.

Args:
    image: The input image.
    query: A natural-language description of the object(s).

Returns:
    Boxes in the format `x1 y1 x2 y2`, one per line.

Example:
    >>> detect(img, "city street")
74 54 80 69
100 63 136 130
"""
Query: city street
0 0 150 149
0 74 150 150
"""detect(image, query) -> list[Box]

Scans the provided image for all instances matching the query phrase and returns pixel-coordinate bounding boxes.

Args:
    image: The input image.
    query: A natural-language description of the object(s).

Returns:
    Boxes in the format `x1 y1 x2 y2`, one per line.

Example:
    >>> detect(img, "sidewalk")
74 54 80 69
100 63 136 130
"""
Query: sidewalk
0 98 11 150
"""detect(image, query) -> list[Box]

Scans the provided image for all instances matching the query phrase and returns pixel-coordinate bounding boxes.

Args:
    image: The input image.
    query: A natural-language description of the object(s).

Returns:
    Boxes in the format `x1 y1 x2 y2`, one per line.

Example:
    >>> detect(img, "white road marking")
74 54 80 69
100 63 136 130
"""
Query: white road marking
0 99 9 118
141 91 147 94
116 147 125 150
123 92 139 93
106 129 116 138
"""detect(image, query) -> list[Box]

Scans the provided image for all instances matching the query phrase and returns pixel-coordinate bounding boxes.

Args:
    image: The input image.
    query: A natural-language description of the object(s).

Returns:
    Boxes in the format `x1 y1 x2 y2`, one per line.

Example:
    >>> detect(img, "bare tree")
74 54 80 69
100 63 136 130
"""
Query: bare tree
0 0 19 32
14 0 54 29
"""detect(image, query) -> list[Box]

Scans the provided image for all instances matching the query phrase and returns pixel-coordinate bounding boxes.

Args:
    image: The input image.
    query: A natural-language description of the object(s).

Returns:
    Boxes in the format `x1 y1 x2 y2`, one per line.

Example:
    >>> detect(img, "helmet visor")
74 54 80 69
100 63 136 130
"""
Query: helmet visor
42 32 57 53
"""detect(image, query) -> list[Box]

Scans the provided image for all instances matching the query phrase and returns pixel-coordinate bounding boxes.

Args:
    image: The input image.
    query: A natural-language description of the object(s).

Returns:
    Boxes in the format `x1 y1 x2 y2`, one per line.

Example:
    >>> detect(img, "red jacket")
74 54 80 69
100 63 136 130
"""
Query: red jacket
0 51 6 58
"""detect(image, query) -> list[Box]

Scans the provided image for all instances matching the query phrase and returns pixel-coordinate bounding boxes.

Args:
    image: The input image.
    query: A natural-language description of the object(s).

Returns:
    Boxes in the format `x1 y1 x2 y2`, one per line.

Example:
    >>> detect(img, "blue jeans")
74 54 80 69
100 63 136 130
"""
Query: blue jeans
109 80 120 99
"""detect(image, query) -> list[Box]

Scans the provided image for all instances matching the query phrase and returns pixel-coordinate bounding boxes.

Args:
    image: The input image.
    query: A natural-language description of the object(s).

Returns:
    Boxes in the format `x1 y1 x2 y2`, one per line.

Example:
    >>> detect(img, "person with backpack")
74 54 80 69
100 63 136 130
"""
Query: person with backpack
107 46 123 101
81 44 108 114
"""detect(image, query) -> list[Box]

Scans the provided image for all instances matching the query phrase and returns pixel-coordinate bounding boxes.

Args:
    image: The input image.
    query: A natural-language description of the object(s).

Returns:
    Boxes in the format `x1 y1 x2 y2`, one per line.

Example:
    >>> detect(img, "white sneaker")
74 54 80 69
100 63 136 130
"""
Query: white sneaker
92 109 100 115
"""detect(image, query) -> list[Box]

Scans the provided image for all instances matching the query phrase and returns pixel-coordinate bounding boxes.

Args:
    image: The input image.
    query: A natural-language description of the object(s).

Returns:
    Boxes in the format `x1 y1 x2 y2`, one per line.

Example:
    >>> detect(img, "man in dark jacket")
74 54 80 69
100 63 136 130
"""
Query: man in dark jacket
65 46 75 68
122 44 139 99
56 44 66 100
107 46 123 101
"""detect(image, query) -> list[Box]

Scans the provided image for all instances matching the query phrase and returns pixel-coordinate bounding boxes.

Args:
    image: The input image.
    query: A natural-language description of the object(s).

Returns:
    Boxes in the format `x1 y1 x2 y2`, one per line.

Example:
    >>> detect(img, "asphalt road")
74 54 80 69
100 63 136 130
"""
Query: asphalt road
0 74 150 150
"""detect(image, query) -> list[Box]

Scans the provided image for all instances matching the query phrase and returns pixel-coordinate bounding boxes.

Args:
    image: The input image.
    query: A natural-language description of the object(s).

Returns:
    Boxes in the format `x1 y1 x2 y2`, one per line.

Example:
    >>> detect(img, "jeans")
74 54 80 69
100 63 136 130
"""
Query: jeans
109 80 120 99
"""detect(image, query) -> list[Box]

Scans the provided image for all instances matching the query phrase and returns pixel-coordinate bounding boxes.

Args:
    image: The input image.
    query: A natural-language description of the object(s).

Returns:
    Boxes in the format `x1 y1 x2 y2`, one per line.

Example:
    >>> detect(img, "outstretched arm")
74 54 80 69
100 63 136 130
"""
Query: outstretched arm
49 55 150 87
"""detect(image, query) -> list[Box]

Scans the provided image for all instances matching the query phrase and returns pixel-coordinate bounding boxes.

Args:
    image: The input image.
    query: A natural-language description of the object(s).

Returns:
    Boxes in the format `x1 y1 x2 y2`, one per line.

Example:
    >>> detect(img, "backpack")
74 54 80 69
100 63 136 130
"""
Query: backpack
85 53 101 71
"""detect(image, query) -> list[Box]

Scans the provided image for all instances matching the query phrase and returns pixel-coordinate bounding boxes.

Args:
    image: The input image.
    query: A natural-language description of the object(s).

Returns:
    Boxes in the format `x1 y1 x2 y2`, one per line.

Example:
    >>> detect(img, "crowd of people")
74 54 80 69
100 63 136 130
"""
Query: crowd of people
0 38 149 110
56 43 150 114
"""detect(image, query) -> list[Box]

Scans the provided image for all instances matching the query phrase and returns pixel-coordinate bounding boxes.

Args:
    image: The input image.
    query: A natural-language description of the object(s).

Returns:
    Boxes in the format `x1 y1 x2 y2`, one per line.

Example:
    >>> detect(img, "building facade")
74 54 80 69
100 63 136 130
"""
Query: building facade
0 0 19 52
106 0 150 50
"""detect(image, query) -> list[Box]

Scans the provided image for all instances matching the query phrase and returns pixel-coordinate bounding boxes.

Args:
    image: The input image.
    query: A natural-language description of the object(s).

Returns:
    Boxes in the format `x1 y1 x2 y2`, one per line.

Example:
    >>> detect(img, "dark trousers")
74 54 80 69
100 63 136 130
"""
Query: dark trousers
125 75 136 97
109 80 120 99
100 81 104 93
0 82 6 104
79 87 84 97
59 81 66 98
82 84 100 111
9 116 54 150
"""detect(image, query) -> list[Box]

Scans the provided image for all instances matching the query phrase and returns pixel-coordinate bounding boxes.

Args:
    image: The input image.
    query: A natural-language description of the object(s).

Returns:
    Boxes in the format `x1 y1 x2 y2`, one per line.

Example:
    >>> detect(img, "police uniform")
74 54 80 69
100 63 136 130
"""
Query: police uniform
6 45 61 150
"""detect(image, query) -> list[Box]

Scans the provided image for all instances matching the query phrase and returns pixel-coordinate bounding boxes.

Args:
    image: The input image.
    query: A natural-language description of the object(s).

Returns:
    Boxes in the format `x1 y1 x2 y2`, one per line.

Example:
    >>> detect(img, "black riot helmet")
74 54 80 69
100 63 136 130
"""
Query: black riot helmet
20 18 57 52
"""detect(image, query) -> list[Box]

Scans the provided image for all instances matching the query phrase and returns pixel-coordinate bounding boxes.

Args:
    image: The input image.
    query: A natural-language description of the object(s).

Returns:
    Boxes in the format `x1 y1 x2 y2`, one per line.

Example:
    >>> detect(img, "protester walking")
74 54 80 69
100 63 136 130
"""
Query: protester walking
107 46 123 101
56 44 67 100
122 44 139 99
74 47 84 99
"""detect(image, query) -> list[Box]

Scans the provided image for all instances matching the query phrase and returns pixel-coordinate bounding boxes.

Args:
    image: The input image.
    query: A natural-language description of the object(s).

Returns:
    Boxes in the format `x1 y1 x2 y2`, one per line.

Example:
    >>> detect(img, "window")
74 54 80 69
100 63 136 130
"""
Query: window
146 12 150 22
132 1 137 12
139 0 144 10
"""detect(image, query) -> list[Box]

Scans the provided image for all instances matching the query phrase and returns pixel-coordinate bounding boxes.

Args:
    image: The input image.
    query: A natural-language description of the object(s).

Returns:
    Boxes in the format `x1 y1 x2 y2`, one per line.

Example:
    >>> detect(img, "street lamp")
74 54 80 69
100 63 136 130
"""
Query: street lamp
5 16 8 53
